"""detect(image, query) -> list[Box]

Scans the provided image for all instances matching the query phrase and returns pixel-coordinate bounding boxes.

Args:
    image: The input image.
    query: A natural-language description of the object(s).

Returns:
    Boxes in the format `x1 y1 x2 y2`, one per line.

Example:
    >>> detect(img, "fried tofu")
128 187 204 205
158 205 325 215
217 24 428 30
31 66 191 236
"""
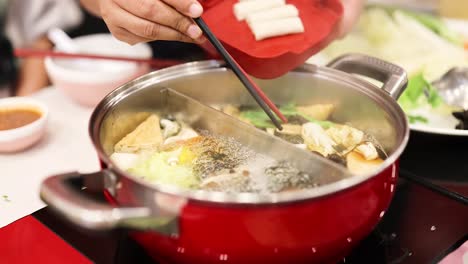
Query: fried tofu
346 151 383 176
114 114 163 153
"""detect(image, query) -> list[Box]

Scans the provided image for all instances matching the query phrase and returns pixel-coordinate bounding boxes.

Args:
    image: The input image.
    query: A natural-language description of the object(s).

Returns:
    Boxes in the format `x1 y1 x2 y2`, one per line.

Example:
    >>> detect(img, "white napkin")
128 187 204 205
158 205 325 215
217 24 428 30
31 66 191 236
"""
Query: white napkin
0 88 100 228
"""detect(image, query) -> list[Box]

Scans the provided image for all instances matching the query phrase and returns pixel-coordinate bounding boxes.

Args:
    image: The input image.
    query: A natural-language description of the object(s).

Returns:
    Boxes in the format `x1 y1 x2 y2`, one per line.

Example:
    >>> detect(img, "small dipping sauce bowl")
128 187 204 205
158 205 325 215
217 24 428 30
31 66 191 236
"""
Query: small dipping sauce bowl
0 97 48 153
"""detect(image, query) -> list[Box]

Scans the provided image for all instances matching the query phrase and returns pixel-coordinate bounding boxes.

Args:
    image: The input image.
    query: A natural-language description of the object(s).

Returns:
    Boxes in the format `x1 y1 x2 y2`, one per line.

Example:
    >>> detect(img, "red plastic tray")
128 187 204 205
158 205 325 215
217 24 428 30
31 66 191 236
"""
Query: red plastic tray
0 216 91 264
200 0 343 79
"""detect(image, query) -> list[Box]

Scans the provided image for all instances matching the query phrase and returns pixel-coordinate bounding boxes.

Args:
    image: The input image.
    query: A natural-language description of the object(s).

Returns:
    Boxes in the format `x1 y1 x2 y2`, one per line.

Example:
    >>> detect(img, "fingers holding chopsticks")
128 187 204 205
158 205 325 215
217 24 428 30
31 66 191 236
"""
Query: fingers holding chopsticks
96 0 206 44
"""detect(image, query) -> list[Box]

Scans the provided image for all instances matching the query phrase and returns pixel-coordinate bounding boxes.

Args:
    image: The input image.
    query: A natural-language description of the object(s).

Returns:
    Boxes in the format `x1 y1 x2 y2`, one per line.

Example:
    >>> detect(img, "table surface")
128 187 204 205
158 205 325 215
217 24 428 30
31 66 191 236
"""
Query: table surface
31 130 468 264
0 88 99 228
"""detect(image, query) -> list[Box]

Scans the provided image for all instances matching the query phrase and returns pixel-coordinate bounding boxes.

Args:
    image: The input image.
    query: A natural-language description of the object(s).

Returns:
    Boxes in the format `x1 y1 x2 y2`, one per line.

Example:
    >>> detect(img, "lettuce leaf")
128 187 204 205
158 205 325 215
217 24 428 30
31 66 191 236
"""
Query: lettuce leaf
128 150 199 189
239 110 275 128
239 103 334 129
426 83 444 108
398 73 445 112
407 115 429 124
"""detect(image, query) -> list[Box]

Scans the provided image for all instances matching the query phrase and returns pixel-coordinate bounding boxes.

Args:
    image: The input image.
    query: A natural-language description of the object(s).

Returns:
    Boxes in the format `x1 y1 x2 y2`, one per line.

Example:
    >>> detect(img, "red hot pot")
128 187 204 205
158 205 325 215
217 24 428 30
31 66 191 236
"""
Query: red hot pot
40 54 409 264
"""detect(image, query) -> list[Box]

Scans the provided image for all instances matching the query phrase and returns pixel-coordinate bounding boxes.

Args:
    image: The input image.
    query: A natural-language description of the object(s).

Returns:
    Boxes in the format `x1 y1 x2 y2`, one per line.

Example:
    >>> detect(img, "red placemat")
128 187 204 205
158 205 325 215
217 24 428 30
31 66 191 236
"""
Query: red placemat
0 216 91 264
201 0 343 79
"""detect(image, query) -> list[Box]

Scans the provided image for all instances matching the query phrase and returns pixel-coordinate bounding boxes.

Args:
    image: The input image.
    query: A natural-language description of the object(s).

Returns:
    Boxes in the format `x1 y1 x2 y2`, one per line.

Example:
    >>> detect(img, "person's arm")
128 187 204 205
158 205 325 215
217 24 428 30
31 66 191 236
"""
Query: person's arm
80 0 101 17
5 0 83 96
336 0 365 39
79 0 206 45
15 37 52 96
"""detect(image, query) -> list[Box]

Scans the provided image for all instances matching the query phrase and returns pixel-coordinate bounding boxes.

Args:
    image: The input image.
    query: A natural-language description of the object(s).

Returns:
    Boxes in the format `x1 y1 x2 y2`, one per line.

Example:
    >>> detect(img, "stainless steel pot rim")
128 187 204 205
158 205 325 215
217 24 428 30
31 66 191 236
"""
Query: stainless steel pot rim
90 60 410 205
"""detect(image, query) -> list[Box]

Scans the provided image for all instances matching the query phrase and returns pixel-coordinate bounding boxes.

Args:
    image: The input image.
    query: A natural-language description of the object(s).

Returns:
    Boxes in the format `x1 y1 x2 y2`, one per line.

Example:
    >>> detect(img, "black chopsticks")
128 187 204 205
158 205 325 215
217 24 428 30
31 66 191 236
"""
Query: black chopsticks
400 169 468 205
194 17 287 130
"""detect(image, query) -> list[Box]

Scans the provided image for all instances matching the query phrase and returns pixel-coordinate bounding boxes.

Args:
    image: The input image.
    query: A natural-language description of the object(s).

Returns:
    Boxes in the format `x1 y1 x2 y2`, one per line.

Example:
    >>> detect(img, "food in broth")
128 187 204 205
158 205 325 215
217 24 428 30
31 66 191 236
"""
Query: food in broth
218 103 386 176
111 113 316 193
111 103 387 193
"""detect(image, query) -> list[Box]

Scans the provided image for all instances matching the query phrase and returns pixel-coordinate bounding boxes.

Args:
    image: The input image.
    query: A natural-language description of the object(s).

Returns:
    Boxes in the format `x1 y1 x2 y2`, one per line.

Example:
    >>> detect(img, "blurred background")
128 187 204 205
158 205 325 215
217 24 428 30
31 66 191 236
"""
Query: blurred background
1 0 467 134
0 0 207 98
1 0 467 97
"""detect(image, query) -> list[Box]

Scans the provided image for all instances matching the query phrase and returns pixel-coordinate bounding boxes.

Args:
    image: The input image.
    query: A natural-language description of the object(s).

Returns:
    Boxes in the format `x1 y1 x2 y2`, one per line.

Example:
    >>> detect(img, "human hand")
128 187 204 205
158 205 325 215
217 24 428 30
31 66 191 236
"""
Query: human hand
335 0 365 39
96 0 206 45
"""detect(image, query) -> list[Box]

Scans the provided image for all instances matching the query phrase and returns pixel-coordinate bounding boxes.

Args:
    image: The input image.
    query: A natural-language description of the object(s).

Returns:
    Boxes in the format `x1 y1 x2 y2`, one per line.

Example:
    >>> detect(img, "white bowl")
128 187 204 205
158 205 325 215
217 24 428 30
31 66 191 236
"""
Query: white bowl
45 34 153 107
0 97 48 153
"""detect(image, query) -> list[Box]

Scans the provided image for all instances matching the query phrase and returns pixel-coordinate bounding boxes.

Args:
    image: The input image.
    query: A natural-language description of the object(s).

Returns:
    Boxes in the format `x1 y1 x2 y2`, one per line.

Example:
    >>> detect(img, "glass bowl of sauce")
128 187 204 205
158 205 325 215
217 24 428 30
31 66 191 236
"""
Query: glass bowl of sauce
0 97 48 153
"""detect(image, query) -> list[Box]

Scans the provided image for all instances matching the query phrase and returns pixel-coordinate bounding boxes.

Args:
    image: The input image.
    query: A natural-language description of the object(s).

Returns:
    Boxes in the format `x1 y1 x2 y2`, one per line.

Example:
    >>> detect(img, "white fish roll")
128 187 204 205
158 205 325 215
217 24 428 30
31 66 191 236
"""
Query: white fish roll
233 0 286 21
250 17 305 41
246 4 299 25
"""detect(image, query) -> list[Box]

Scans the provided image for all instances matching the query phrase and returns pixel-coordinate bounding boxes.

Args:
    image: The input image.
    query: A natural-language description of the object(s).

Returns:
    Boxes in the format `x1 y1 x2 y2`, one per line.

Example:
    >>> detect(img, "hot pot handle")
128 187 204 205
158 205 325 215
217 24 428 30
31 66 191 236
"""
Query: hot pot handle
40 170 181 234
327 53 408 99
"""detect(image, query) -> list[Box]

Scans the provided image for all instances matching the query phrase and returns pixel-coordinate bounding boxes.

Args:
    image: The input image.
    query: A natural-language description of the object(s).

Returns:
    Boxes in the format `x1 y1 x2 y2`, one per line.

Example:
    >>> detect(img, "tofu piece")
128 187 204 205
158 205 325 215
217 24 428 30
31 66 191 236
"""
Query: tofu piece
347 151 383 175
163 127 199 145
249 17 304 41
326 125 364 150
302 122 336 157
233 0 286 21
355 142 379 160
297 104 335 121
222 104 241 117
100 111 152 154
114 114 163 153
246 4 299 25
274 124 304 144
110 152 140 171
276 124 302 135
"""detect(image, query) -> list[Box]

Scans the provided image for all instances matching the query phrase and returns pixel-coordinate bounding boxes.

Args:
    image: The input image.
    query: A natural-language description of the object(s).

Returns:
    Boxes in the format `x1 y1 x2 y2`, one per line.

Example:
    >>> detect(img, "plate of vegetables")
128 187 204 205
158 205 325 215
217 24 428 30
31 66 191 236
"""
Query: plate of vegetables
307 6 468 136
